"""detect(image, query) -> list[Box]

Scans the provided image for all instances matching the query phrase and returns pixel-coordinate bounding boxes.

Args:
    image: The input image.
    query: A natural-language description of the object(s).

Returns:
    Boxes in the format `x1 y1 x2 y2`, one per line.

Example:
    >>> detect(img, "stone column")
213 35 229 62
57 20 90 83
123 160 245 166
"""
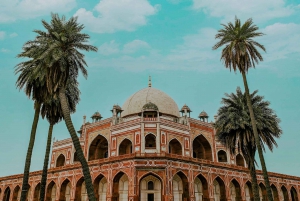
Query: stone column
141 122 145 154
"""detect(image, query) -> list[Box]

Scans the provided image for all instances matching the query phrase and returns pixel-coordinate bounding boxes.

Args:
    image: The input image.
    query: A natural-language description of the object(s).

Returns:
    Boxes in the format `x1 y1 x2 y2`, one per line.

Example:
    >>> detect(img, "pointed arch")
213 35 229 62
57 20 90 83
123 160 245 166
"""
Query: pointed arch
88 134 108 161
12 185 21 201
173 171 189 201
236 154 245 167
74 177 87 201
259 183 267 201
290 186 298 201
271 184 279 201
112 172 128 201
245 181 253 201
145 133 156 149
59 179 71 201
194 174 209 201
93 174 107 201
230 179 242 201
169 138 182 155
46 181 56 201
33 183 41 201
213 177 226 201
3 187 11 201
140 174 162 201
192 134 213 161
217 150 228 162
119 138 132 156
56 154 66 167
281 185 289 201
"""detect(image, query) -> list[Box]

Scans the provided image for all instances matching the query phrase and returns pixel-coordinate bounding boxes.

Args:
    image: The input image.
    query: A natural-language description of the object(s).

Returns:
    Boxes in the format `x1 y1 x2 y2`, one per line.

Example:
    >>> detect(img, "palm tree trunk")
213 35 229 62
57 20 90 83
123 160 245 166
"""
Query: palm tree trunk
241 71 273 201
39 123 54 201
20 101 41 201
58 87 96 201
248 157 260 201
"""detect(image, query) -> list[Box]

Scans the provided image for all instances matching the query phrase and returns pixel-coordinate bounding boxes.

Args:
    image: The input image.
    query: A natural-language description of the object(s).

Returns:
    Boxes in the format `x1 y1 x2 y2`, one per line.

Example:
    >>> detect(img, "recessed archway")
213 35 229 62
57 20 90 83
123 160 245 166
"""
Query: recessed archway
73 152 79 163
74 177 87 201
119 139 132 156
173 172 189 201
213 177 226 201
230 179 242 201
93 174 107 201
236 154 245 167
281 186 289 201
217 150 227 162
3 187 11 201
193 135 213 161
140 174 162 201
112 172 128 201
259 183 267 201
291 187 298 201
56 154 65 167
145 134 156 149
45 181 56 201
194 174 209 201
271 184 279 201
59 179 71 201
88 135 108 161
245 181 253 201
169 139 182 155
33 183 41 201
12 186 21 201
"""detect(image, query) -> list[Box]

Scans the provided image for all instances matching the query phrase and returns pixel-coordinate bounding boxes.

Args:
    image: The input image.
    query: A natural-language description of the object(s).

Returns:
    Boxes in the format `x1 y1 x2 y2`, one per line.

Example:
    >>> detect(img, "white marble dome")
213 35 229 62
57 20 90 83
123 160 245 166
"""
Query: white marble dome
122 87 180 117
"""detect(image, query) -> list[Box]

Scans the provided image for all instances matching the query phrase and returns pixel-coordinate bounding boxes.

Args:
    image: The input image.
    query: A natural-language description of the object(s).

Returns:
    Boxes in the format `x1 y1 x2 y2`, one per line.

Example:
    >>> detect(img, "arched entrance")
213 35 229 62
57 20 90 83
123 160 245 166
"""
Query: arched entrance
194 174 209 201
291 187 298 201
56 154 65 167
230 179 242 201
112 172 128 201
145 134 156 149
33 183 41 201
236 154 245 167
281 186 289 201
192 135 212 161
140 174 162 201
173 172 189 201
244 181 253 201
169 139 182 155
271 184 279 201
119 139 132 155
12 186 21 201
217 150 227 162
46 181 56 201
59 179 71 201
259 183 267 201
75 177 87 201
88 135 108 160
93 174 107 201
213 177 226 201
3 187 11 201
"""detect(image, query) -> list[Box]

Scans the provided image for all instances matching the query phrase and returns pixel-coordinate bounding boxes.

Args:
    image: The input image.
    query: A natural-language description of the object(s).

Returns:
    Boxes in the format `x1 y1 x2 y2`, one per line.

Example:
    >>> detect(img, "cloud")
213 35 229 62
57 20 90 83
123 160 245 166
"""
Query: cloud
123 40 150 54
258 23 300 62
0 48 10 53
0 31 5 40
192 0 299 23
9 33 18 38
99 40 120 55
74 0 159 33
0 0 76 23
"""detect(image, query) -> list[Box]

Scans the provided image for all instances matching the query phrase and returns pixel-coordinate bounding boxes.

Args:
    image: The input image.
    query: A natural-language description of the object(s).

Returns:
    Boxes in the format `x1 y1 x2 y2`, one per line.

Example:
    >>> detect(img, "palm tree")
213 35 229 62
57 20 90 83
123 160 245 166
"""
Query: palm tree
212 17 275 201
17 13 98 201
15 60 48 201
214 87 282 201
39 77 80 201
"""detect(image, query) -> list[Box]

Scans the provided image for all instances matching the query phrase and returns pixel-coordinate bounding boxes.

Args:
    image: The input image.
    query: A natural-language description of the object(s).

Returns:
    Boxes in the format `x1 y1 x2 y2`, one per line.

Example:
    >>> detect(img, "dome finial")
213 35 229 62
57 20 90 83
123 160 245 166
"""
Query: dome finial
148 76 152 87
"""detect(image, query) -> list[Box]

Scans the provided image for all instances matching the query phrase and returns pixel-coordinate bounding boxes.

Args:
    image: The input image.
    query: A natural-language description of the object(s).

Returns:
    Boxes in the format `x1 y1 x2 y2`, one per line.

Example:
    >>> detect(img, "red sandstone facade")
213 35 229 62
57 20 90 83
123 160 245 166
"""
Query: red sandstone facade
0 86 299 201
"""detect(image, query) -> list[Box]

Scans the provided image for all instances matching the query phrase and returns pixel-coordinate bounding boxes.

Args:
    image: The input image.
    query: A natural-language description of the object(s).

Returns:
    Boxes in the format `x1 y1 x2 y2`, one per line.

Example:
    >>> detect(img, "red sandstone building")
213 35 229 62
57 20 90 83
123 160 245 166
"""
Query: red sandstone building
0 83 299 201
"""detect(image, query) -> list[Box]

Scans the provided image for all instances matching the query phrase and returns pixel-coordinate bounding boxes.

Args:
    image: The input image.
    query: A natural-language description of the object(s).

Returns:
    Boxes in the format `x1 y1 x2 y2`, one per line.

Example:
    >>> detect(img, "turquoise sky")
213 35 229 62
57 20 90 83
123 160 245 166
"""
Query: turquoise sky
0 0 299 177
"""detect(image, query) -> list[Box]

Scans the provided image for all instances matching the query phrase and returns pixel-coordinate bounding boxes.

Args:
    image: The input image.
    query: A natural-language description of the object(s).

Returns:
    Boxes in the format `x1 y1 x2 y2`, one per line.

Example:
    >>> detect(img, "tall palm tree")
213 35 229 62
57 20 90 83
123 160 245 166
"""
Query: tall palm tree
17 13 98 201
212 17 275 201
15 60 48 201
39 77 80 201
214 87 282 201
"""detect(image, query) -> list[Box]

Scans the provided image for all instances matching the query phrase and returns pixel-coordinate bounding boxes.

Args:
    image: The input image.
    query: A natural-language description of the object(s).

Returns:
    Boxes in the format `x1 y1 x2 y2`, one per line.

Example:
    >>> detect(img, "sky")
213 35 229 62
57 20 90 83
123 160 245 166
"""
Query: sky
0 0 299 177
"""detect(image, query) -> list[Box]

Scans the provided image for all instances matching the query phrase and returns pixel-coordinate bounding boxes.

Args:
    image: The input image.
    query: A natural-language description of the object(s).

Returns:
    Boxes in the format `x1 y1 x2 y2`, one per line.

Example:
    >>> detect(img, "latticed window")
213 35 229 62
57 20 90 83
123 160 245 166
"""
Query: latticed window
148 181 154 190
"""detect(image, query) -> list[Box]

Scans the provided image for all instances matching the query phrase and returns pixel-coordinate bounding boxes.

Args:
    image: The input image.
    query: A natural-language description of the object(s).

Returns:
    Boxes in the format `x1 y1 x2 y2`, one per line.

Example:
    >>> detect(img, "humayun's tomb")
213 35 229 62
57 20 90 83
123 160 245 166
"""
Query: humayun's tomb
0 82 299 201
